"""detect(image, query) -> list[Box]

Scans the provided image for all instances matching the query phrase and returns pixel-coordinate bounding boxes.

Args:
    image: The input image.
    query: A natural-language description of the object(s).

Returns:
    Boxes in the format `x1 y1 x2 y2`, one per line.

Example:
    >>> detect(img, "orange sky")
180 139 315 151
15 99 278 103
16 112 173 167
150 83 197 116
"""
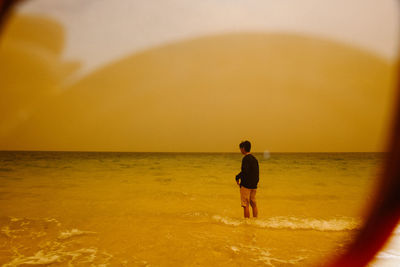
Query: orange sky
17 0 399 80
0 13 398 152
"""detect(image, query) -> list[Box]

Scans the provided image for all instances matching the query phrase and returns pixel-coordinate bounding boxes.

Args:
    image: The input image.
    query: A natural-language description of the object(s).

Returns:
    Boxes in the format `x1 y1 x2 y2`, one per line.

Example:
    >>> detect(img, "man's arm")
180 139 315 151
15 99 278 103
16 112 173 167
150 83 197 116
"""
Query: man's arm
235 171 242 185
235 157 248 185
236 170 244 180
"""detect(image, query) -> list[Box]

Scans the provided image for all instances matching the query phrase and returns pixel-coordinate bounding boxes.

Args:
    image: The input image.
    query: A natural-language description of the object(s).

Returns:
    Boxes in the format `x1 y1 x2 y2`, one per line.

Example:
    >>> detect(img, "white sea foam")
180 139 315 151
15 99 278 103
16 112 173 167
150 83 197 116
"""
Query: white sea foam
20 221 30 227
58 228 97 240
1 226 13 237
253 249 305 265
3 250 62 266
2 217 62 240
1 225 26 238
10 217 21 222
230 246 240 252
230 243 306 265
2 217 109 266
3 247 109 266
44 218 61 227
212 215 242 226
212 215 360 231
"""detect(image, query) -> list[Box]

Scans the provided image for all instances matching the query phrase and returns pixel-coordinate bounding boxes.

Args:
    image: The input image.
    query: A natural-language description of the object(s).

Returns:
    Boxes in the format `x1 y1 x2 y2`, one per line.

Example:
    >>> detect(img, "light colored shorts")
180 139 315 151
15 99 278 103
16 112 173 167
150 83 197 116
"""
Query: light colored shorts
240 186 257 207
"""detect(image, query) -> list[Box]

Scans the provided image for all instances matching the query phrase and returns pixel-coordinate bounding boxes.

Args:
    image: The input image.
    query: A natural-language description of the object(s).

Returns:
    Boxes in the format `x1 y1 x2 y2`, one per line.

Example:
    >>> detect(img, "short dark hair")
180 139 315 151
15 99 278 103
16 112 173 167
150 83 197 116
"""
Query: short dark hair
239 140 251 152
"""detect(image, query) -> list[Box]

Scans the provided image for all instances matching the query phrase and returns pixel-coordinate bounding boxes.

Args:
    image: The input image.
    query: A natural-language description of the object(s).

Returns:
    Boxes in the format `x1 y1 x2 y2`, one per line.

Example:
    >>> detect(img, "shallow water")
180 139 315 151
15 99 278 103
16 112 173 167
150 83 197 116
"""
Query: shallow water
0 151 385 266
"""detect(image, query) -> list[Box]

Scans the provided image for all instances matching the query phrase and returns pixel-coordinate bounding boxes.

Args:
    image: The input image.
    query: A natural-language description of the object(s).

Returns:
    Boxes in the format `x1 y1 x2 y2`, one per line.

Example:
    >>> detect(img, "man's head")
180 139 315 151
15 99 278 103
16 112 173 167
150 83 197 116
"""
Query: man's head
239 140 251 154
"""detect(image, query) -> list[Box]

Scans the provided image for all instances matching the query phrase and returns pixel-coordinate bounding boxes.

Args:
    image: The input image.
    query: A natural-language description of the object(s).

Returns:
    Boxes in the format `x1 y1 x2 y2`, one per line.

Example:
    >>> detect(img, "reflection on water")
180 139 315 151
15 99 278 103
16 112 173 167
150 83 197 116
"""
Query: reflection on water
0 151 383 266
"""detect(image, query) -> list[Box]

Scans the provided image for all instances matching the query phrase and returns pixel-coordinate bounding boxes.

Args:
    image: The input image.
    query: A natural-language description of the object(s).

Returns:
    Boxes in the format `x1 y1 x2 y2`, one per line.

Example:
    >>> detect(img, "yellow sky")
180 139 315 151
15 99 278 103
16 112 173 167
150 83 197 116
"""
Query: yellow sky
17 0 399 80
0 13 398 152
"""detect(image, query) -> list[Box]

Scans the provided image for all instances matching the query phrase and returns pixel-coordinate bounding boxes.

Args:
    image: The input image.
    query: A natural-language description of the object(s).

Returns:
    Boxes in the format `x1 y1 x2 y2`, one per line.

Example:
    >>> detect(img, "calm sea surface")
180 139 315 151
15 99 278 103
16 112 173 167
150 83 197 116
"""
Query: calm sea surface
0 151 392 266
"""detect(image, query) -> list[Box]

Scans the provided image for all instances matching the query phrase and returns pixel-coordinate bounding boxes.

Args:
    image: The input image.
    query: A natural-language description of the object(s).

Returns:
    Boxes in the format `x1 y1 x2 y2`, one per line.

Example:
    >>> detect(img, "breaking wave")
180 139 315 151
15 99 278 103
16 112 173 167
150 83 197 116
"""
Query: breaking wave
212 215 361 231
1 216 113 266
228 243 306 265
58 228 97 240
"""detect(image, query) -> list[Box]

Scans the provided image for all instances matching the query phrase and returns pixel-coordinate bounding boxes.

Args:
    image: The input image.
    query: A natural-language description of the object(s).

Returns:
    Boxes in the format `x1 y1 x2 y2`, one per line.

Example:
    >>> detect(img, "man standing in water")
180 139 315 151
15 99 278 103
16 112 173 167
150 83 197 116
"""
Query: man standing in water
235 140 259 218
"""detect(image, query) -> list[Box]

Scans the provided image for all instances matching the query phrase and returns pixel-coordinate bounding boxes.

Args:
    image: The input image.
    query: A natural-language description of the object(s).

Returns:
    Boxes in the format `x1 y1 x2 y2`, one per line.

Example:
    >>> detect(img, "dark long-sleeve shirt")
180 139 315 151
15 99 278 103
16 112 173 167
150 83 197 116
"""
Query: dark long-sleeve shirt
235 154 259 189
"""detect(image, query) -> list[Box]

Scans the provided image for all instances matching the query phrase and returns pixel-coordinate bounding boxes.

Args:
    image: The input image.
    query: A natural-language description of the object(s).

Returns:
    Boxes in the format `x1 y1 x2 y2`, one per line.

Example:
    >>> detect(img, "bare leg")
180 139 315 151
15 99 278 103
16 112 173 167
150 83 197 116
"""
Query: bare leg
250 200 258 218
243 205 250 218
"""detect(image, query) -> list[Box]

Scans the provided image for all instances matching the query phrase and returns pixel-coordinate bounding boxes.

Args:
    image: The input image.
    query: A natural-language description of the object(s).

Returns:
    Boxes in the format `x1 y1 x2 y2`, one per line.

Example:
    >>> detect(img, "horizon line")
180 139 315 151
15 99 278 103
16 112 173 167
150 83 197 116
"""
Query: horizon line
0 149 387 154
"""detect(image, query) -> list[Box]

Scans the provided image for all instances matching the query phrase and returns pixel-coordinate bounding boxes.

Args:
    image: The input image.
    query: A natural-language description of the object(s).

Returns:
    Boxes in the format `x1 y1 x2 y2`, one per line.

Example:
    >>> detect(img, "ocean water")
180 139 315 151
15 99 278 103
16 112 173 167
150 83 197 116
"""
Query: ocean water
0 151 391 266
